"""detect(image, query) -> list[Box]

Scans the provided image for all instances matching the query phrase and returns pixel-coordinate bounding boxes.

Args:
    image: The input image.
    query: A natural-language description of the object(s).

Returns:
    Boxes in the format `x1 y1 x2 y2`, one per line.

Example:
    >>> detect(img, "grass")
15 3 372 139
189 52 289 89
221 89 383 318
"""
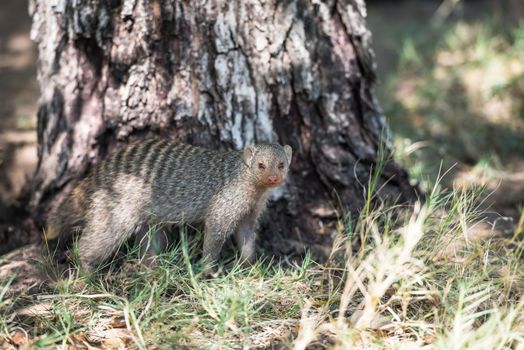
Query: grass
2 4 524 350
1 170 523 349
379 15 524 192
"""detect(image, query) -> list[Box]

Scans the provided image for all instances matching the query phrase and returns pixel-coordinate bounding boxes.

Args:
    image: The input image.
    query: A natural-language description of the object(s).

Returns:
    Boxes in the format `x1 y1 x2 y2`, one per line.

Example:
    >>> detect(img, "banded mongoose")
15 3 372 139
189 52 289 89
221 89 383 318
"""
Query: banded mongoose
46 139 292 271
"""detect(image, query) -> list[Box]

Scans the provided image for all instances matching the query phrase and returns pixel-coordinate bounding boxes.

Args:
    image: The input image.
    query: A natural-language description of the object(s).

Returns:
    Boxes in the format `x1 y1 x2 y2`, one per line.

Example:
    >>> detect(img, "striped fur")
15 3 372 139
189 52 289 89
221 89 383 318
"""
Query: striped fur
46 140 292 271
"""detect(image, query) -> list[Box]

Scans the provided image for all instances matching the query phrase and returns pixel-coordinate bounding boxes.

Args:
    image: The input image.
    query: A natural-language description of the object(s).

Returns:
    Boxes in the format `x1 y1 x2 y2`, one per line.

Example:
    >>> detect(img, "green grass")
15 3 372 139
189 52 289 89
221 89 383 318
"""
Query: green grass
381 16 524 191
1 174 523 349
3 5 524 350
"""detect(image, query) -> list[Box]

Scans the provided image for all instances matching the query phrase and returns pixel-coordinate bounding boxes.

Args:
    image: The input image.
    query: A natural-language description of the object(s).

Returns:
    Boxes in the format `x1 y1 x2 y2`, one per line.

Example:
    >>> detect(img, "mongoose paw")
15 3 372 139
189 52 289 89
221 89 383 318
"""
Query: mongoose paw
240 256 256 268
201 265 224 279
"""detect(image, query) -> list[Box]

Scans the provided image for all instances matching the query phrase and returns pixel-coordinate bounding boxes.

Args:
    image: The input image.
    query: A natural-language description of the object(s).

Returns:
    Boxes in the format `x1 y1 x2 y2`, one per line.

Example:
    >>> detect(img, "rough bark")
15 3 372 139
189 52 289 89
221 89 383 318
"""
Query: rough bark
28 0 417 258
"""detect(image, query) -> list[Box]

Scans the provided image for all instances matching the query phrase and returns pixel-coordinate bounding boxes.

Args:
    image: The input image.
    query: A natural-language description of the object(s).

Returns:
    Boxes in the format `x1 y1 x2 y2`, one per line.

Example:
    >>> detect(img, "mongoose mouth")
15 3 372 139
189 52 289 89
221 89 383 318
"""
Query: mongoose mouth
263 179 283 187
263 174 283 186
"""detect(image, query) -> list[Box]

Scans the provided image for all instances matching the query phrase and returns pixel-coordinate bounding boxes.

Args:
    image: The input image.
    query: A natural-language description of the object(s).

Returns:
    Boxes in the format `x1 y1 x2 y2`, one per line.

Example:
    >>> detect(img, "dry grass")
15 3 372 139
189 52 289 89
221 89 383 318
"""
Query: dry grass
383 18 524 194
2 5 524 350
0 171 523 349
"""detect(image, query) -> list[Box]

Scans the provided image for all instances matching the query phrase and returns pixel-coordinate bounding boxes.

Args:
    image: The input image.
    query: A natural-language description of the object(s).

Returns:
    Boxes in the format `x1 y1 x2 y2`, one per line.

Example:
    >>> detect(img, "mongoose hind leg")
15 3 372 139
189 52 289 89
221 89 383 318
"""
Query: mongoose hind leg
77 222 120 272
135 223 169 268
78 208 140 272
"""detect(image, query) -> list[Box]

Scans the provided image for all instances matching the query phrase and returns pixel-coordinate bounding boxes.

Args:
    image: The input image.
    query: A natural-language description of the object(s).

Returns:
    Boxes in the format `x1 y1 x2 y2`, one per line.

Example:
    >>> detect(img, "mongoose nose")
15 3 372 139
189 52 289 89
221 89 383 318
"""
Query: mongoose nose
267 175 279 184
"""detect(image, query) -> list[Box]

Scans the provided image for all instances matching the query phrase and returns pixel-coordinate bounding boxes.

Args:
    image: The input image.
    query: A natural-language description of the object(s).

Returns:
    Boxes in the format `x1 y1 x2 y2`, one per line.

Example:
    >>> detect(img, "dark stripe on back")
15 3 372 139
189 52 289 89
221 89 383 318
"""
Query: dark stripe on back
131 139 156 176
121 143 140 174
111 144 130 176
139 139 165 180
164 144 186 180
147 140 171 181
136 139 157 164
110 147 126 177
153 142 179 183
94 155 110 189
159 143 191 183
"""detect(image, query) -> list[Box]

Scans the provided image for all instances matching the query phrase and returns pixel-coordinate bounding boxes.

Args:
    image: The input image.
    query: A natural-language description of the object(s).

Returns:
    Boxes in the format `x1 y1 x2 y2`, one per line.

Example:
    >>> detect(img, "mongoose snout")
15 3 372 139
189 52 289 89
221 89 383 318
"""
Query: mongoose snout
266 175 280 185
46 140 292 272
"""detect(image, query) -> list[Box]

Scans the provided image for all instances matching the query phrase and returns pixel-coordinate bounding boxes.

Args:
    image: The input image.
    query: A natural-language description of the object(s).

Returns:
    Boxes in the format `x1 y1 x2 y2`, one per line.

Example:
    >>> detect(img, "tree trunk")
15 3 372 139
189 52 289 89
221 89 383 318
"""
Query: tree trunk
28 0 417 258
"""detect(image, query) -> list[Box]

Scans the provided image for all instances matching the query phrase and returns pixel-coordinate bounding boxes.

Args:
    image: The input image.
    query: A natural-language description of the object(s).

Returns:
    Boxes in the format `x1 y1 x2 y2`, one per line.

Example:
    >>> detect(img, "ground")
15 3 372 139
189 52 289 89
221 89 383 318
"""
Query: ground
0 0 523 349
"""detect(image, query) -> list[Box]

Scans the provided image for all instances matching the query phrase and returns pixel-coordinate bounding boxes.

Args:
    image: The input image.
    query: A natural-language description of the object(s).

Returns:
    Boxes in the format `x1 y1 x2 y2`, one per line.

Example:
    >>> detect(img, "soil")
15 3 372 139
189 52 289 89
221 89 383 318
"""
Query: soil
0 0 522 255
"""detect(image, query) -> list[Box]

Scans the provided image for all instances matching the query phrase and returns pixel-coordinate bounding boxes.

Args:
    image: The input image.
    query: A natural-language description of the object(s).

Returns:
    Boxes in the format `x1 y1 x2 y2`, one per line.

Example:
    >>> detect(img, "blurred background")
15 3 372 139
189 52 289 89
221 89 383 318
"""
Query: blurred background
0 0 523 226
368 0 524 224
0 0 37 204
0 0 38 245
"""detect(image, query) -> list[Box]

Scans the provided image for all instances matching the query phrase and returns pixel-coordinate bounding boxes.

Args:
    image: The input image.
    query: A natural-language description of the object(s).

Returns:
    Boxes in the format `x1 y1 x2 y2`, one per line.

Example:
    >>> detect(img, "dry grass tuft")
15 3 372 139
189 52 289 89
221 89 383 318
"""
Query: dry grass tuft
1 173 522 349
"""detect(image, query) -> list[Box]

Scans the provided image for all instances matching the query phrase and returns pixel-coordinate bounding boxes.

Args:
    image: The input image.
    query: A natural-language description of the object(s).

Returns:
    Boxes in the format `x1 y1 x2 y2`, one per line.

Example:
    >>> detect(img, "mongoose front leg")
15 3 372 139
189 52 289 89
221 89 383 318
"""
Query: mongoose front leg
234 214 257 265
202 217 235 269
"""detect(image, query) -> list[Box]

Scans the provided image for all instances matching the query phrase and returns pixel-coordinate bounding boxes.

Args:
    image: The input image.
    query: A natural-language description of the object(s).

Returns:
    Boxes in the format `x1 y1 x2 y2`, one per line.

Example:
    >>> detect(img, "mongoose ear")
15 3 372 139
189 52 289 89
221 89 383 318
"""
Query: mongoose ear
284 145 292 164
243 145 256 165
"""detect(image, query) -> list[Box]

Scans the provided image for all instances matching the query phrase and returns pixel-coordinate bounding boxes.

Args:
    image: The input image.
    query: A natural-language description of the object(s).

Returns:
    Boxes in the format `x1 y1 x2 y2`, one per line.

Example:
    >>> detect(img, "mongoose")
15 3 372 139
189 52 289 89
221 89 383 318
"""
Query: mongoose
46 140 292 271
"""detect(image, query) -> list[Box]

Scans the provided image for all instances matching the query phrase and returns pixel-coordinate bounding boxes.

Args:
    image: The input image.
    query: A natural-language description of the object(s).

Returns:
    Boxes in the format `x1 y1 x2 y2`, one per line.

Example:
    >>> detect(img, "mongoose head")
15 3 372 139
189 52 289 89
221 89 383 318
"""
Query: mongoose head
243 144 292 187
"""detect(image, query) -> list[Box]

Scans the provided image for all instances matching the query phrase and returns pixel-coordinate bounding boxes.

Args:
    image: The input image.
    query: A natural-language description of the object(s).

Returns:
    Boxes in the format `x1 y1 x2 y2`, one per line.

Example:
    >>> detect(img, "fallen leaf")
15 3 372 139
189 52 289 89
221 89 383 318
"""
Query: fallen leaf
109 317 126 328
16 302 53 317
10 331 28 347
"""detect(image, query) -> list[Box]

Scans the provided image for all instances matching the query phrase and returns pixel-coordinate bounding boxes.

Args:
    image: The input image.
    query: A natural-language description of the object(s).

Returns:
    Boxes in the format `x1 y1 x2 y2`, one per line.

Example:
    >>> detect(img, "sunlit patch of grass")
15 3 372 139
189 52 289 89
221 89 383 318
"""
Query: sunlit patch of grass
292 179 524 349
384 18 524 190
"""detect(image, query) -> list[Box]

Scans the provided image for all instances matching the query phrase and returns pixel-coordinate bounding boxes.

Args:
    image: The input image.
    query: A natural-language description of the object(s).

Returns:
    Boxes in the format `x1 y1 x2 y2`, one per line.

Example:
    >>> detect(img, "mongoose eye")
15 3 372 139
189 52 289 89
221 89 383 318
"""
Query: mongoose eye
278 162 285 170
258 163 266 170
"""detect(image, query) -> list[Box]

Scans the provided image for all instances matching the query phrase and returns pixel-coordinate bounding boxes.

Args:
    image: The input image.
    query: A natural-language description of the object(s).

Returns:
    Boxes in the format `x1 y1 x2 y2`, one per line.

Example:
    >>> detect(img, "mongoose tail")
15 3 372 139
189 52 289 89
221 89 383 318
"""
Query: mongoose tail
45 182 88 247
